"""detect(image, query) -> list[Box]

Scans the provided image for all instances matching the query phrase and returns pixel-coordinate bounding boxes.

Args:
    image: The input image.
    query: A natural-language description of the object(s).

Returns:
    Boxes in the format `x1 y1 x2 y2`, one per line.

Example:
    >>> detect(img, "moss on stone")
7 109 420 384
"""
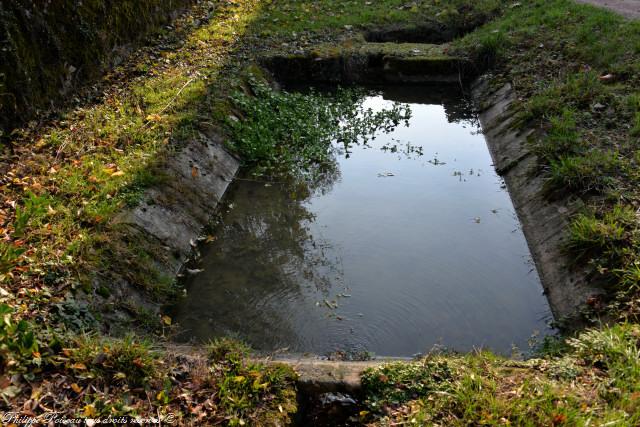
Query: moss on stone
0 0 193 133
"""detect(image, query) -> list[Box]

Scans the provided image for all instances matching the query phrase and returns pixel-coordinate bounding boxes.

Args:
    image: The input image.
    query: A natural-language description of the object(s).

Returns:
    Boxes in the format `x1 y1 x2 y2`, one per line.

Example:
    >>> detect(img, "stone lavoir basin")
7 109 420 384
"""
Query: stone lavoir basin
172 85 554 358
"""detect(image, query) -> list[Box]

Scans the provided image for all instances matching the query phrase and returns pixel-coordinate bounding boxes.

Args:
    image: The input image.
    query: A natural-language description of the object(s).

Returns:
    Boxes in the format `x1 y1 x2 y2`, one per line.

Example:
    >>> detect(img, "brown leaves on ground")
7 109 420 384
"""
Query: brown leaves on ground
6 347 296 425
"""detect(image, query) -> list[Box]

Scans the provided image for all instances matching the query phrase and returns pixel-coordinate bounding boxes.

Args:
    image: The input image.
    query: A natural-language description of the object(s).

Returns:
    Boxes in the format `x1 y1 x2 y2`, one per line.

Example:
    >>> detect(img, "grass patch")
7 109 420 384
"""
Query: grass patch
0 307 298 423
532 109 583 163
362 324 640 426
548 150 625 194
566 205 636 265
362 360 453 414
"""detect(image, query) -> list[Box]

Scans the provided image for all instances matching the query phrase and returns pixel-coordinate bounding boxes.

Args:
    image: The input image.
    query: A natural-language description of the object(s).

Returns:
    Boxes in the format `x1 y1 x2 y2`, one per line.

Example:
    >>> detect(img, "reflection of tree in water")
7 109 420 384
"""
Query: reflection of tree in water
304 153 342 198
174 167 344 349
176 88 455 350
381 84 479 126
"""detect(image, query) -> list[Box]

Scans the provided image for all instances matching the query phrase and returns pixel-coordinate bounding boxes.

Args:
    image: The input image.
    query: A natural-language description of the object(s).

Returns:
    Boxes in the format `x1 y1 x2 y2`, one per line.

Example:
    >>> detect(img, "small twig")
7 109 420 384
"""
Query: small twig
54 139 70 163
233 177 288 185
143 77 195 129
457 60 465 94
158 78 195 115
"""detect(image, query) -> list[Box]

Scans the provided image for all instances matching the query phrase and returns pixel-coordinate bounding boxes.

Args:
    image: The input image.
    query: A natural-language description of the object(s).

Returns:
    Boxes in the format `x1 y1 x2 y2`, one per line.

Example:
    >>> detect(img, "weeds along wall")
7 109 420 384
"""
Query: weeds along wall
0 0 193 134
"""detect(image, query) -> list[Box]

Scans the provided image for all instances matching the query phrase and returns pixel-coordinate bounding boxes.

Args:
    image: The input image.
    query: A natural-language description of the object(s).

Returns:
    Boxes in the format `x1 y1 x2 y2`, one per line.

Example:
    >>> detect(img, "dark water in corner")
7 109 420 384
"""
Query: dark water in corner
172 86 553 357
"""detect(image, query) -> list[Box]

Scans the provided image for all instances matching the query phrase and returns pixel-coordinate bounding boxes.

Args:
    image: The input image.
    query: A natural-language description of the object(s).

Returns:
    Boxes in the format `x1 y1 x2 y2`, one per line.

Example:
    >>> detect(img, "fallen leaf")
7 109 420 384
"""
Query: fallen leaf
1 385 21 398
83 404 97 417
552 413 567 425
35 138 48 150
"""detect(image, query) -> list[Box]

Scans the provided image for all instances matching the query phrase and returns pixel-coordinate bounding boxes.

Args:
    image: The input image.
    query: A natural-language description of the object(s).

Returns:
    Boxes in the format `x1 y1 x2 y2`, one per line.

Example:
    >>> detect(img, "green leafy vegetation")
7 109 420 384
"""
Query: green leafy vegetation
361 360 453 413
0 310 298 423
207 338 298 426
0 304 39 374
228 79 411 176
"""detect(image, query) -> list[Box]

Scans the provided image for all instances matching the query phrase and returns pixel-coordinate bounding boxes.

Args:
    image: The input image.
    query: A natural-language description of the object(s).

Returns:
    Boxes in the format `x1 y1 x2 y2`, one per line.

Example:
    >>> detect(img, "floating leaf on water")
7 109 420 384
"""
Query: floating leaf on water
377 171 395 177
324 299 338 309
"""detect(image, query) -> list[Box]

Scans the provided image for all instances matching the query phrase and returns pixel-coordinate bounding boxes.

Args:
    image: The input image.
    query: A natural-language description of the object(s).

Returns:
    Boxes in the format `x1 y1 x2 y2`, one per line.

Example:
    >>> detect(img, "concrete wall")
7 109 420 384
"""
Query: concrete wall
474 78 602 326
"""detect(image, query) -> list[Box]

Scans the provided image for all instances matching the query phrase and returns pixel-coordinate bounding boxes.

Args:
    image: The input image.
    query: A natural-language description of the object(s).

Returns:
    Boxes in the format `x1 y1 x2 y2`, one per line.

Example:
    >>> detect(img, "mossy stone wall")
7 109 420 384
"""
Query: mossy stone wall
0 0 192 134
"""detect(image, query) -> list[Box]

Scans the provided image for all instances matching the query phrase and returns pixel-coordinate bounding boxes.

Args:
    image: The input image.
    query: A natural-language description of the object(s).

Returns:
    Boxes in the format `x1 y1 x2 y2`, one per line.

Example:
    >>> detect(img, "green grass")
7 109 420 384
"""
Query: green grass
206 338 298 426
251 0 502 40
0 303 39 374
1 0 265 294
362 324 640 426
566 205 635 264
361 359 453 414
531 109 583 162
548 150 625 194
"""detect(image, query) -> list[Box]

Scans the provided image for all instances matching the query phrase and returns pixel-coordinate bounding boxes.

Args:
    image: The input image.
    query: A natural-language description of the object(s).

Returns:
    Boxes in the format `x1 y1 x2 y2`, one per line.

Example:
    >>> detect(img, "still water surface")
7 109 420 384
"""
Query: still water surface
173 86 553 357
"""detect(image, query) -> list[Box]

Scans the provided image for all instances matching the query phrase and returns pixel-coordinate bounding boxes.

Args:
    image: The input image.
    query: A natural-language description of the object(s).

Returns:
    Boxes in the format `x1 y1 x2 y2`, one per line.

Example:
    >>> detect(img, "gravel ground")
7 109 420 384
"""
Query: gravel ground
575 0 640 18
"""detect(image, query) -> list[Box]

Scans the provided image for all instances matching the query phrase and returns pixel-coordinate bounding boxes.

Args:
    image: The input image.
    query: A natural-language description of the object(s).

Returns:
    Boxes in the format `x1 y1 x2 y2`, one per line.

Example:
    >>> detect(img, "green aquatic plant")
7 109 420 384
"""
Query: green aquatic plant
228 78 411 177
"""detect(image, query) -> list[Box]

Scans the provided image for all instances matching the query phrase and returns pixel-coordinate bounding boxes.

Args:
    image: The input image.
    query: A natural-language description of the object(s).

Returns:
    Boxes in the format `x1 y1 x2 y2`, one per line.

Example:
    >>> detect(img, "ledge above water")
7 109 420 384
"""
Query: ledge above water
262 40 477 85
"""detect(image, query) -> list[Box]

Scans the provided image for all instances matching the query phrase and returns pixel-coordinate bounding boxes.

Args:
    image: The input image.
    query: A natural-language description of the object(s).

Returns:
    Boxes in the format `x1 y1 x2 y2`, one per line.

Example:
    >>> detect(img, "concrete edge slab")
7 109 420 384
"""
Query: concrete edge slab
472 77 602 325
